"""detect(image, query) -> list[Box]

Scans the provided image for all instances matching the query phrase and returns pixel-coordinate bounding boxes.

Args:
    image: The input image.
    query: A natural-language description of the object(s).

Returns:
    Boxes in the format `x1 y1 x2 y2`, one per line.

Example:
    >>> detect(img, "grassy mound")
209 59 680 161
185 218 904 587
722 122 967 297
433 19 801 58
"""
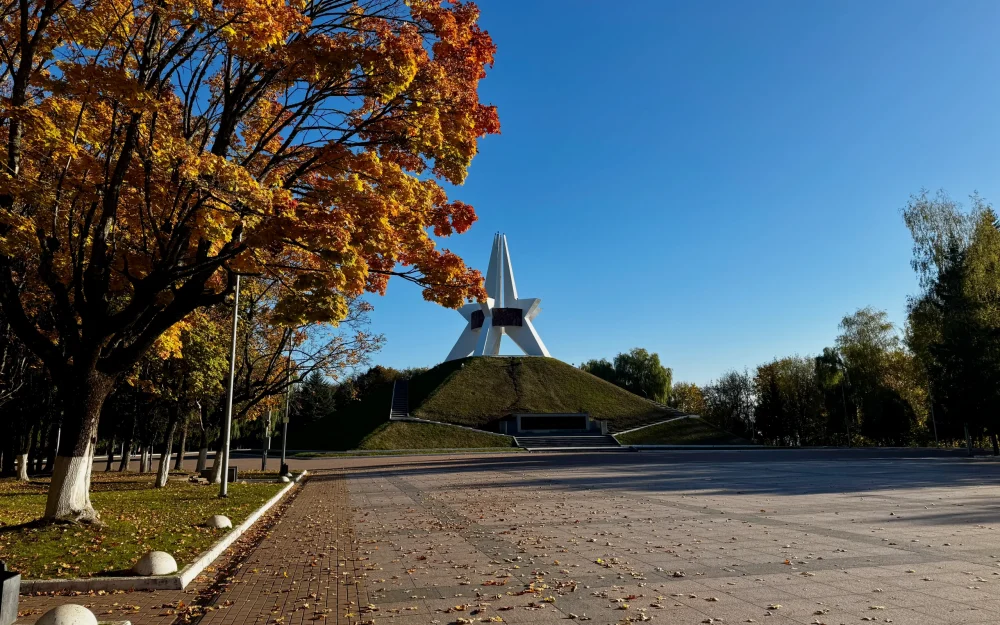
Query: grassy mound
291 357 685 450
615 416 751 445
357 421 515 450
409 357 682 432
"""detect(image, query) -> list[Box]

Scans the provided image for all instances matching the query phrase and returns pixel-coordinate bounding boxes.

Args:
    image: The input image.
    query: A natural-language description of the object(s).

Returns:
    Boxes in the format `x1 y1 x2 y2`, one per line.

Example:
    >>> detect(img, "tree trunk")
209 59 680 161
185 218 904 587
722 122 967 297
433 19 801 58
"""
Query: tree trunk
104 437 115 472
30 425 43 473
196 435 208 473
139 445 149 473
16 424 34 481
16 452 28 481
174 417 188 471
195 402 209 473
992 432 999 456
0 436 14 476
45 420 60 472
118 440 131 471
155 411 179 488
209 435 224 483
44 371 116 522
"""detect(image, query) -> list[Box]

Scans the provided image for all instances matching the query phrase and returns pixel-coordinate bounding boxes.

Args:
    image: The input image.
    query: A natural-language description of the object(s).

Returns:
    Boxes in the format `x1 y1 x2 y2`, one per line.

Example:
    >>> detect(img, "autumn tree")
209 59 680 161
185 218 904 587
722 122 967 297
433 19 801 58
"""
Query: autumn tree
147 311 229 487
0 0 496 521
669 382 705 415
836 308 922 445
198 278 381 482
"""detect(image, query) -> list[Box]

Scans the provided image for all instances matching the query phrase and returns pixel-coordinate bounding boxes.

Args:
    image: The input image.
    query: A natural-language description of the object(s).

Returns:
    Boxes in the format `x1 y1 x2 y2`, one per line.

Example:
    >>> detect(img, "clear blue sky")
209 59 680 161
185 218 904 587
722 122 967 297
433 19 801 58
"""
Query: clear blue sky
362 0 1000 385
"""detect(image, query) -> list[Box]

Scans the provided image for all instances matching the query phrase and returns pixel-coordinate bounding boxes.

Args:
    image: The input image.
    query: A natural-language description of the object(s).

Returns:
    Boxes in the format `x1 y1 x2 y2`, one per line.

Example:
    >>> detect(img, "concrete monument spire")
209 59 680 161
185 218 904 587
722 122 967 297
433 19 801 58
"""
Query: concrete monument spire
445 233 550 361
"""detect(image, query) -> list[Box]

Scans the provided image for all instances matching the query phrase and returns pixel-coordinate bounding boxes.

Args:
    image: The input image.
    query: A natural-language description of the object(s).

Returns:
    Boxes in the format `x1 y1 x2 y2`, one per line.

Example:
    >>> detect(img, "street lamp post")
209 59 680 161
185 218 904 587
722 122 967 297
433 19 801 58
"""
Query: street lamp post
280 341 293 476
262 409 271 471
219 272 241 498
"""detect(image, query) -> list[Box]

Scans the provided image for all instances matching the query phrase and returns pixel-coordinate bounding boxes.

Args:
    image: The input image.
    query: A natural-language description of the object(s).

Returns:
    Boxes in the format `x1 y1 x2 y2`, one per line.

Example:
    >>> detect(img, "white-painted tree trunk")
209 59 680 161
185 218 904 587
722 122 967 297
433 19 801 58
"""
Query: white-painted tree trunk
44 370 114 523
196 444 208 473
16 453 28 481
155 447 171 487
45 448 98 522
209 441 223 483
155 416 177 488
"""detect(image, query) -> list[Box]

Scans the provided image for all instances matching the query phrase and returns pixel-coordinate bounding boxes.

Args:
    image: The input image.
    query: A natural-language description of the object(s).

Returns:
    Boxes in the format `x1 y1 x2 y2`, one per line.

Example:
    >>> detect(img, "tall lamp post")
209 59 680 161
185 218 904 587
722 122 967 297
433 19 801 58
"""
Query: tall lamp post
262 409 272 471
219 272 241 498
280 340 293 476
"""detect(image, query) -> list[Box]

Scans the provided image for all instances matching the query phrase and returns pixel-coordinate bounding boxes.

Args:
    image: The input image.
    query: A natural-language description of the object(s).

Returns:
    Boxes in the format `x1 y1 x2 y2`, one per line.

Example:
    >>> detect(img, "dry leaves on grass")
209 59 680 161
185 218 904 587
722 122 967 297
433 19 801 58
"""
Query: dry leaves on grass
0 474 282 578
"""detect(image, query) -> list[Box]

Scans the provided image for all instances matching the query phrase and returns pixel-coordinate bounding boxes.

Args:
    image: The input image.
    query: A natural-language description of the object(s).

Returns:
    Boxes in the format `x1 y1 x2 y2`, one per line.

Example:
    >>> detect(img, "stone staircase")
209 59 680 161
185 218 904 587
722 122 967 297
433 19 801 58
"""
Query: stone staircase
389 379 409 419
513 434 625 451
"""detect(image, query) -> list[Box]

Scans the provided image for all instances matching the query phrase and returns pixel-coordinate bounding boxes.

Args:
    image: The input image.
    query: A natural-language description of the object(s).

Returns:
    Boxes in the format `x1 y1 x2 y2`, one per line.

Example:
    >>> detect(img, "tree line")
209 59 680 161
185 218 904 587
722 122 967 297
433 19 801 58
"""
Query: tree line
579 192 1000 449
661 191 1000 449
286 364 427 435
667 306 925 446
2 277 382 485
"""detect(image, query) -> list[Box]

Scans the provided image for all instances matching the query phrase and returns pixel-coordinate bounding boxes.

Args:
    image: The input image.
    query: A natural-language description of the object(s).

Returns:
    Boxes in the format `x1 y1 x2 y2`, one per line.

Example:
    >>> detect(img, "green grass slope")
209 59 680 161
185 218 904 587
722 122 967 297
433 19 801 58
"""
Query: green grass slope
357 421 515 450
409 357 682 432
615 416 752 445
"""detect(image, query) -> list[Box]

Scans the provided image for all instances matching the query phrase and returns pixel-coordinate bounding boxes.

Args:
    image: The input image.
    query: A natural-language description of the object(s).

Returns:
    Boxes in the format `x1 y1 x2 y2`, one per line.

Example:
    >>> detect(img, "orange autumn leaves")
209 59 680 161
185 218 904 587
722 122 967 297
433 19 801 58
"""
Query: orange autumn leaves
0 0 495 340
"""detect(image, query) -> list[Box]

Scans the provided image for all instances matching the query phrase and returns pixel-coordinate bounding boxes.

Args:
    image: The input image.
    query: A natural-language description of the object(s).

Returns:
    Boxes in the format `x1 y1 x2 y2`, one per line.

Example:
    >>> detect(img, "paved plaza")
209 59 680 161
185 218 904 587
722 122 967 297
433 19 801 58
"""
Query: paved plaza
340 450 1000 625
19 449 1000 625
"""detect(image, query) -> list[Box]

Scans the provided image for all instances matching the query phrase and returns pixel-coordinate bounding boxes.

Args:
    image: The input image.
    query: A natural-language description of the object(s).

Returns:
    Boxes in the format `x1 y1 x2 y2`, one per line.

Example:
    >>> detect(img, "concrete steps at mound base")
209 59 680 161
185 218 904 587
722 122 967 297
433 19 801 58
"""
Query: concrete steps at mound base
389 379 409 419
513 434 626 451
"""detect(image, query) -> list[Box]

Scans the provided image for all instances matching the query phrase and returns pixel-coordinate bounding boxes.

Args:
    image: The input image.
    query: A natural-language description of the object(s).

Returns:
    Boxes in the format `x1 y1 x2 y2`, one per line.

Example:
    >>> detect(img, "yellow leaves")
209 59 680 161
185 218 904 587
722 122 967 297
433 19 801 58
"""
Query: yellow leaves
0 0 494 375
154 321 188 360
0 210 37 259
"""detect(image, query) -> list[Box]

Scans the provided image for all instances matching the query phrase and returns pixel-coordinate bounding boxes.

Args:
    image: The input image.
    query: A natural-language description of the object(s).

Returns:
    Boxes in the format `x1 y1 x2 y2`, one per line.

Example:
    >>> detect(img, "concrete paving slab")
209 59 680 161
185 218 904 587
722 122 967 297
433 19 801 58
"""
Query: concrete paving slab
338 450 1000 625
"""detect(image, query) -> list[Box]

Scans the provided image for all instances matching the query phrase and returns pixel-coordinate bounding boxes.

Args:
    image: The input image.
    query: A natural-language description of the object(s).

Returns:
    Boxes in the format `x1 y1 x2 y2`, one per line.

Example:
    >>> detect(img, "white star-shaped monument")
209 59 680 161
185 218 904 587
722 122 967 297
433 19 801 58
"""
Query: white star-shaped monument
446 233 550 361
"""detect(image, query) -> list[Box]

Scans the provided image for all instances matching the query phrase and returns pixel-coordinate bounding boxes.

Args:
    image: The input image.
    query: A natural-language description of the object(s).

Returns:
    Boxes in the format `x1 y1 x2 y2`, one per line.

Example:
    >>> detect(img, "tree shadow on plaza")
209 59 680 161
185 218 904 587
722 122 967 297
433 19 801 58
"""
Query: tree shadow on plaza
316 449 1000 501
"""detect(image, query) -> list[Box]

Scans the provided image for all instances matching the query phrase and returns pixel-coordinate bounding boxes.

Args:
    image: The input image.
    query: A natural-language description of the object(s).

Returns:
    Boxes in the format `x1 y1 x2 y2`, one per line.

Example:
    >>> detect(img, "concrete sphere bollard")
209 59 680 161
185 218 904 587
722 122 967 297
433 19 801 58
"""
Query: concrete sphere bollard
205 514 232 529
279 475 291 483
132 551 178 576
37 604 98 625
